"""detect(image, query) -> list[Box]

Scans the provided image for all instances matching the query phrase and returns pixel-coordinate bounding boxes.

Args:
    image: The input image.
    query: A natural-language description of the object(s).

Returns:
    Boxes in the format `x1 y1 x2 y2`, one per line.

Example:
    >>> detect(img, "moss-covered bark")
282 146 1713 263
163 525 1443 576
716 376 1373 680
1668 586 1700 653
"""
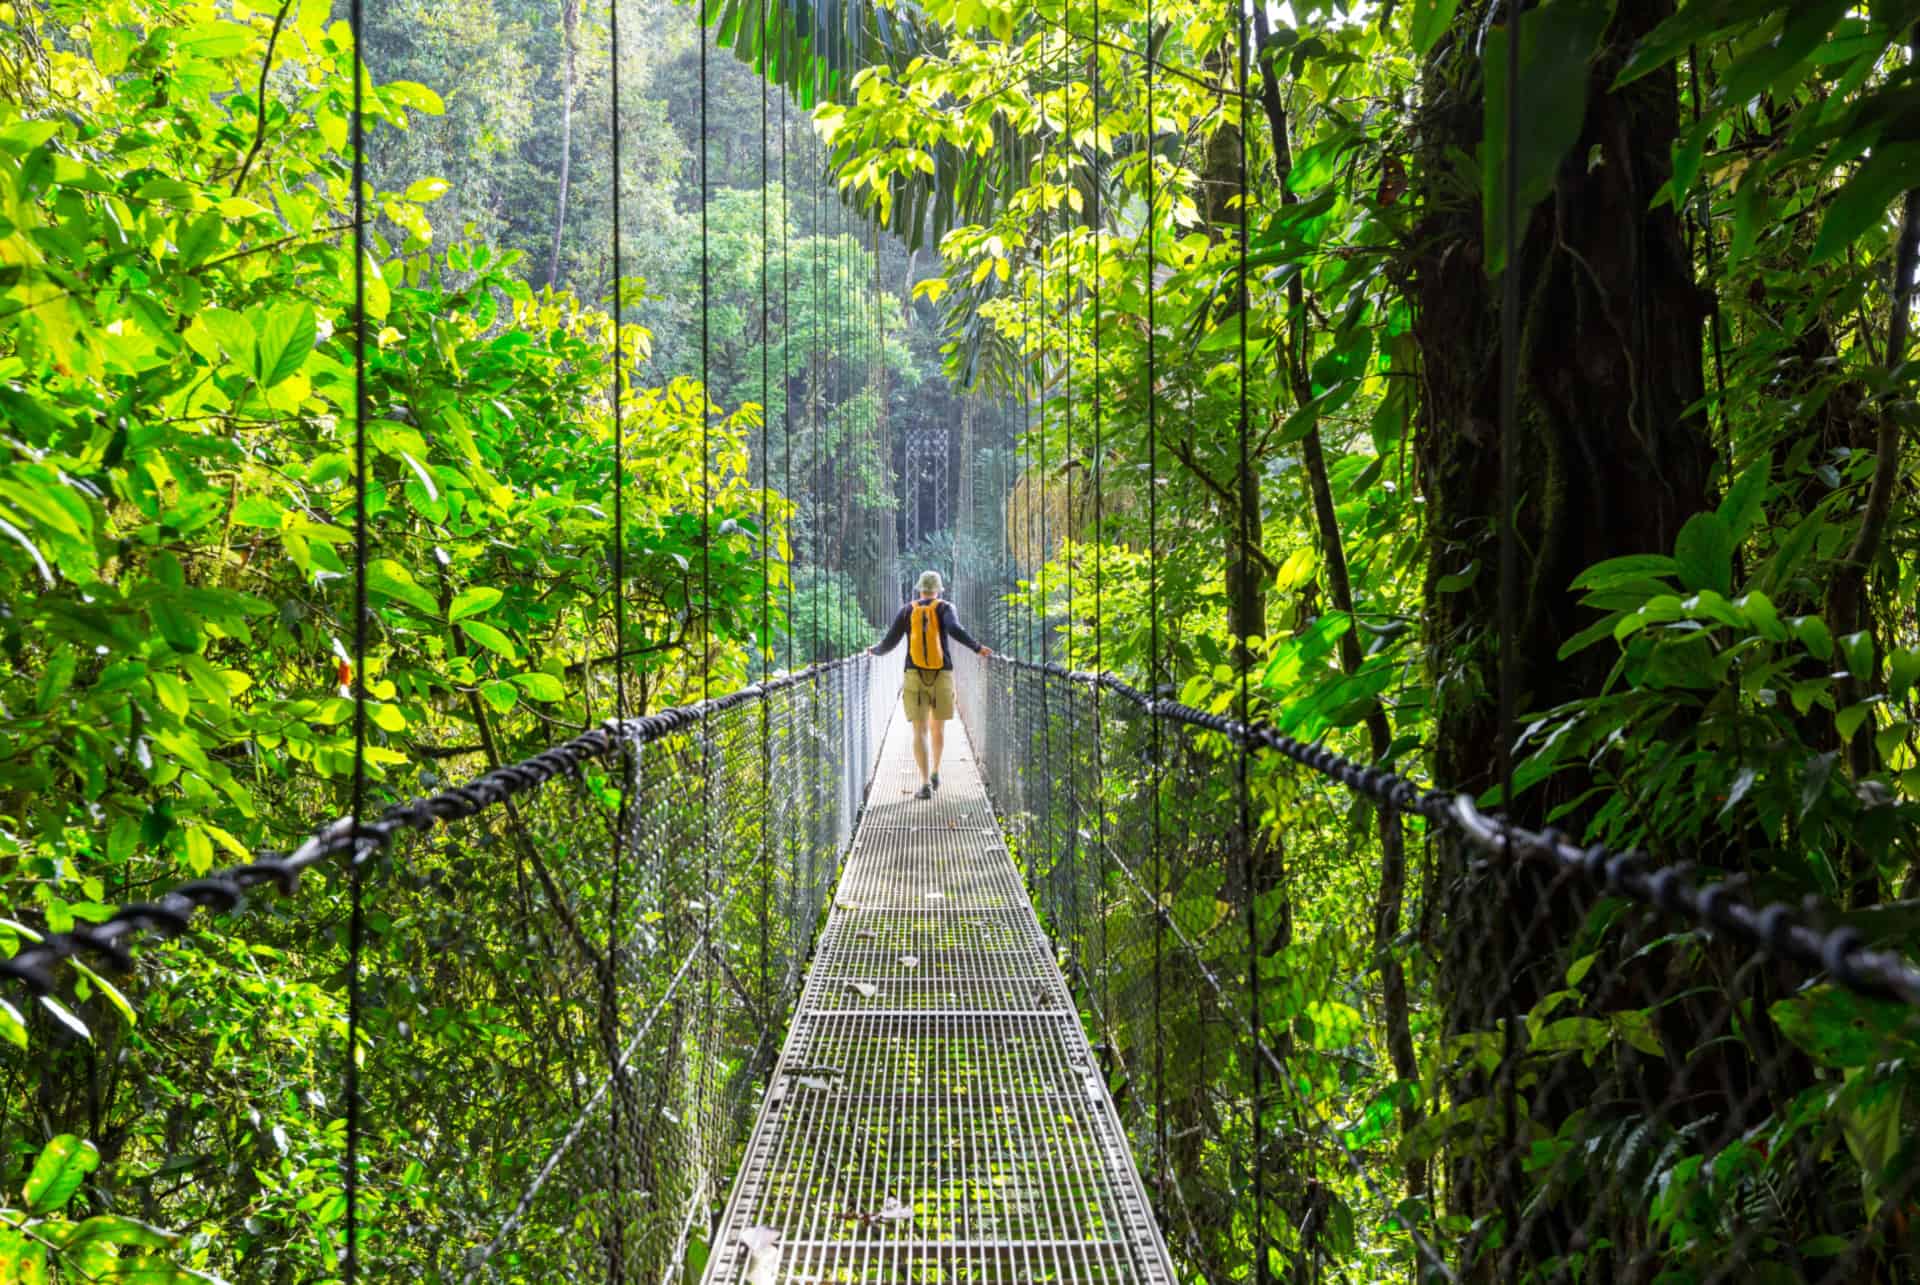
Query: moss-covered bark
1408 0 1716 1261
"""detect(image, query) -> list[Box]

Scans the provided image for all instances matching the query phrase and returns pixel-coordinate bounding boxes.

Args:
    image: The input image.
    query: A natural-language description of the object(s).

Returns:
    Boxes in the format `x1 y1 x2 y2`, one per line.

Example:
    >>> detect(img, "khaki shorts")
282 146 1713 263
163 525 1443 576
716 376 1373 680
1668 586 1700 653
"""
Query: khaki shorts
902 667 956 721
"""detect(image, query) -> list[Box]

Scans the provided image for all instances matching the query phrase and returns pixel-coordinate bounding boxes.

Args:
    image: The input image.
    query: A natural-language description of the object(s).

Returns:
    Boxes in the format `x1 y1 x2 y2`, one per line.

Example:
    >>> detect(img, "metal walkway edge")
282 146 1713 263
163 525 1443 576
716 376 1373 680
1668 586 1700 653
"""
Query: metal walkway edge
701 709 1177 1284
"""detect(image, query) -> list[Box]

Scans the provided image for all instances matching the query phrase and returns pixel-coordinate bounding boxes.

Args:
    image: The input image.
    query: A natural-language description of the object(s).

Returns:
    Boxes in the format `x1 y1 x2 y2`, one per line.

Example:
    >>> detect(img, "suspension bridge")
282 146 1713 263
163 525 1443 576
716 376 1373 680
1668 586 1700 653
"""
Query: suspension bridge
8 636 1919 1281
5 0 1920 1277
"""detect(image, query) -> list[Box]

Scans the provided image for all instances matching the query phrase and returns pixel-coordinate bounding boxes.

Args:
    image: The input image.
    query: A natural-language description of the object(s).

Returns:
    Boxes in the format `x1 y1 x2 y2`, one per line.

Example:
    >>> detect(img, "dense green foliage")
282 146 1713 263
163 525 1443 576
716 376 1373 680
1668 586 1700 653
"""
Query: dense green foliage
4 0 1920 1277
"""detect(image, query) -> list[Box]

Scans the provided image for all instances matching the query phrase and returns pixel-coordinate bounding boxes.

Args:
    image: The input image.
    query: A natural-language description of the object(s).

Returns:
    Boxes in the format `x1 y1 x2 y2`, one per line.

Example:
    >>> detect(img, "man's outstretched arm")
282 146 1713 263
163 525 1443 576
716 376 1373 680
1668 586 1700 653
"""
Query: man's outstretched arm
868 607 908 656
942 605 991 657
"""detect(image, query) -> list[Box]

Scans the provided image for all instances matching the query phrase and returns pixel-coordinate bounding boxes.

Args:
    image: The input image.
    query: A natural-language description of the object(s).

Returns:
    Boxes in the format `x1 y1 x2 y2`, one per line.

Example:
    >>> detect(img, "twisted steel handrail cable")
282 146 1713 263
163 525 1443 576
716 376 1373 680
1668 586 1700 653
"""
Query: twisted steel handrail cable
0 657 868 995
984 653 1920 1010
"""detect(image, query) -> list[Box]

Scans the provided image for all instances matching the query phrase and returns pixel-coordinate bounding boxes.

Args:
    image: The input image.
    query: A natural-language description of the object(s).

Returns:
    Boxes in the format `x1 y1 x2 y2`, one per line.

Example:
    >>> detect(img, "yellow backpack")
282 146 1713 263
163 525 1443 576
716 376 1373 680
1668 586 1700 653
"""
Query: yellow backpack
908 599 945 671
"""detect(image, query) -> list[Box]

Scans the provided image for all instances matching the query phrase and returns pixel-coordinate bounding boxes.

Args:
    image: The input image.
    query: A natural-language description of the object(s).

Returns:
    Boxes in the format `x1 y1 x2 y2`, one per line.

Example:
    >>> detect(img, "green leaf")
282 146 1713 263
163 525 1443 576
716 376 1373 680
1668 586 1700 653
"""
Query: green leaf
1799 750 1838 819
480 679 519 713
70 958 137 1028
1840 630 1875 681
151 671 191 717
1837 701 1874 743
198 307 255 371
1889 648 1920 700
1572 554 1679 590
1716 457 1770 538
38 995 88 1040
254 303 317 388
363 252 391 321
1736 591 1787 641
366 559 438 615
1611 1009 1664 1057
1557 610 1627 660
1771 985 1916 1068
459 619 517 660
1793 615 1834 662
510 672 565 702
1481 0 1617 277
1409 0 1461 56
56 1212 174 1251
25 1135 100 1214
150 599 203 654
1720 766 1758 817
1673 512 1734 595
448 586 503 622
1814 143 1920 263
1435 558 1480 593
0 997 25 1050
0 120 60 154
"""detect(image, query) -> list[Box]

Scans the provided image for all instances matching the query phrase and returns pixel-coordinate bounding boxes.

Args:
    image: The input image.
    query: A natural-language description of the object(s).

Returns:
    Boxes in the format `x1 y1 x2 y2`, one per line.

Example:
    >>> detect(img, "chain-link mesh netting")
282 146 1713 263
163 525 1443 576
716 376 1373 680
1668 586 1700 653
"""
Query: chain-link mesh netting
2 657 897 1280
955 650 1920 1284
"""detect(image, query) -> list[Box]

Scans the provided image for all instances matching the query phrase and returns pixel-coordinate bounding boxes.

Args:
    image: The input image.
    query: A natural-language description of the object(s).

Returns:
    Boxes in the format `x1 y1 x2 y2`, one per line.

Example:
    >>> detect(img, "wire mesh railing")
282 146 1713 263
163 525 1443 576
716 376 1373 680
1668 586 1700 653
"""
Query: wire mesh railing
955 649 1920 1284
3 656 897 1281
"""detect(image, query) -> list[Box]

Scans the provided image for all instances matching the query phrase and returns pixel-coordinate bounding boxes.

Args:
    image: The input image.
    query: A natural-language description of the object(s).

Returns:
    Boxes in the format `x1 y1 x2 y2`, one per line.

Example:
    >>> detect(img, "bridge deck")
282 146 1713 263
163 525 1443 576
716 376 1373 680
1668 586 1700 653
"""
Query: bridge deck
702 710 1175 1284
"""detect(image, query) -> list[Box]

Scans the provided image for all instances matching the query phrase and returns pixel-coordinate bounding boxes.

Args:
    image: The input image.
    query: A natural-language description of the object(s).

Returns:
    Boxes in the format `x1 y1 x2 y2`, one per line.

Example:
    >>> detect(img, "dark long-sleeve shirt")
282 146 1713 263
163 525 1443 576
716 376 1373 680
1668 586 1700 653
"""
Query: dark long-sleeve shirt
872 598 980 671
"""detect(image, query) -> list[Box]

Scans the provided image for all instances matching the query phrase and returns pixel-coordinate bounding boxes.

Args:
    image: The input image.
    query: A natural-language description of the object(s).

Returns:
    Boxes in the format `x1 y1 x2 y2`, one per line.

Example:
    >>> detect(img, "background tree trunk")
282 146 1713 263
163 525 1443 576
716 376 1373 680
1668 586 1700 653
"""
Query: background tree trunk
1410 0 1715 1260
545 0 582 288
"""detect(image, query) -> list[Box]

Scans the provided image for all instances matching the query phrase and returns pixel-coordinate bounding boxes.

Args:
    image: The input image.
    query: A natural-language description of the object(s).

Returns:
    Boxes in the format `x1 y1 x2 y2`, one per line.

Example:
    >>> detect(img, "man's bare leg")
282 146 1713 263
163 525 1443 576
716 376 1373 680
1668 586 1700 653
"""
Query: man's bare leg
929 718 946 781
911 712 931 784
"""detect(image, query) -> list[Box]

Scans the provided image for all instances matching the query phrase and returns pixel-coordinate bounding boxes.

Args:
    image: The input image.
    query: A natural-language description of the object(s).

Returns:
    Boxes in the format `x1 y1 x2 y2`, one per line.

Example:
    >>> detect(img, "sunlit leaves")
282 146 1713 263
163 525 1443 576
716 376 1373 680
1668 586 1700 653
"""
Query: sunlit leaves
24 1137 98 1215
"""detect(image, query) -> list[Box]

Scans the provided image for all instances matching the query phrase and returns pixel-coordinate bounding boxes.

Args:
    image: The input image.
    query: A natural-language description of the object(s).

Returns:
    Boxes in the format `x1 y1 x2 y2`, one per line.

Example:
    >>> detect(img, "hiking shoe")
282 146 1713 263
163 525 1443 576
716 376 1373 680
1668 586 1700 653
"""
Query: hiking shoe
915 783 933 800
930 772 941 792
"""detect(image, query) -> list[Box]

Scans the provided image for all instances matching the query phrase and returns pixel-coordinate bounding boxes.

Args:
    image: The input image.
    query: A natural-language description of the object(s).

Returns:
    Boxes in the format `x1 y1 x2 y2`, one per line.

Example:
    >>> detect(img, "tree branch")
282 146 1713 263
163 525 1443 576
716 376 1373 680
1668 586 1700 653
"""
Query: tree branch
1161 435 1279 575
231 2 293 196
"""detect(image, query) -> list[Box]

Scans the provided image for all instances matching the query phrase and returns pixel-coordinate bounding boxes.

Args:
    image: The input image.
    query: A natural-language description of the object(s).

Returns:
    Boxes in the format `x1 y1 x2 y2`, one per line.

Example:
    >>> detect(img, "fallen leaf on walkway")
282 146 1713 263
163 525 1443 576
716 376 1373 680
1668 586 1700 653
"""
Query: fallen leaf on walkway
846 981 879 999
877 1196 915 1223
739 1227 780 1285
899 954 919 969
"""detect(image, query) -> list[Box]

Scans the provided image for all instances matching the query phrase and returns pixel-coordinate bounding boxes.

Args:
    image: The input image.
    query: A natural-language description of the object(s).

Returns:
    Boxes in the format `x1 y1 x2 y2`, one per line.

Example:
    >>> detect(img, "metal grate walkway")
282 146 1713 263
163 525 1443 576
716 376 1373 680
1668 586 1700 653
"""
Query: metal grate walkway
702 710 1176 1284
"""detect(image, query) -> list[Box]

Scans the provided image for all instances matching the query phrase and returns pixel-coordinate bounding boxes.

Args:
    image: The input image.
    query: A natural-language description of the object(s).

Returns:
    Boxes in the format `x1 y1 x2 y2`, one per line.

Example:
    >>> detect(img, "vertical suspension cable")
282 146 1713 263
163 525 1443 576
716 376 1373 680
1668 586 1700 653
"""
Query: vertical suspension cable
695 0 717 1213
755 0 773 1061
837 198 849 653
606 0 629 1269
1233 0 1264 1277
1088 0 1110 1050
812 137 823 661
759 0 771 668
1496 0 1525 1265
344 0 369 1274
699 3 712 710
1143 0 1167 1201
1061 12 1075 680
1036 14 1054 903
782 88 794 674
1058 0 1081 980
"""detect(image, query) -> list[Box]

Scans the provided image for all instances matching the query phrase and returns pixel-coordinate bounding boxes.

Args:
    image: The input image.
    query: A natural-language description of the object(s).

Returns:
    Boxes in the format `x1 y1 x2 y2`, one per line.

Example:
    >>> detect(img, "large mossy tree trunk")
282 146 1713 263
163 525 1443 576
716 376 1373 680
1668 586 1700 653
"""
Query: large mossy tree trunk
1409 0 1715 1266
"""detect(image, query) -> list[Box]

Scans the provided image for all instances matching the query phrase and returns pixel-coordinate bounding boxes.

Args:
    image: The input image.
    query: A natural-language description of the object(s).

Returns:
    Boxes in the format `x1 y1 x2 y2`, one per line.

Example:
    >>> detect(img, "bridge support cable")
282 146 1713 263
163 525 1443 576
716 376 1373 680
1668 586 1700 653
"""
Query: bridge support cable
953 649 1920 1280
699 709 1177 1285
1 658 901 1278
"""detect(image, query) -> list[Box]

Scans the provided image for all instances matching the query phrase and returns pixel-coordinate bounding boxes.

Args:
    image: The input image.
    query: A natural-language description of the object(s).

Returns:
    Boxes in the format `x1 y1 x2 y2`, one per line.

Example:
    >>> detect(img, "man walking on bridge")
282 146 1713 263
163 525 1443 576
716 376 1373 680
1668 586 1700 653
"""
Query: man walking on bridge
869 570 991 799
